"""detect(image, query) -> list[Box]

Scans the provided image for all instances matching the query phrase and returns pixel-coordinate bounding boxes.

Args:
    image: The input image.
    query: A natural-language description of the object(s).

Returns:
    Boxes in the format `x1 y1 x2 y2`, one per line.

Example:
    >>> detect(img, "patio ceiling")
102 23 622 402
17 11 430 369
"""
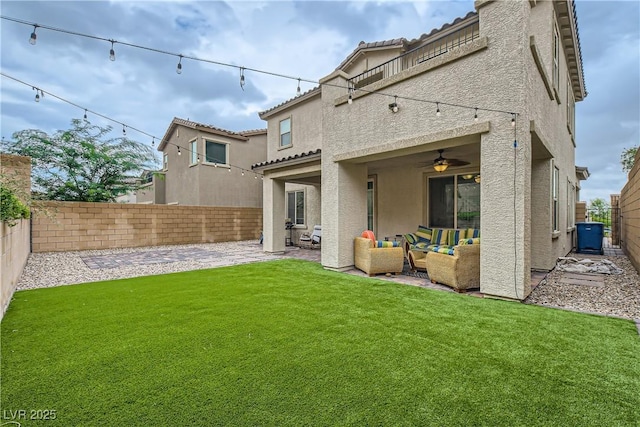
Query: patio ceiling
366 142 481 172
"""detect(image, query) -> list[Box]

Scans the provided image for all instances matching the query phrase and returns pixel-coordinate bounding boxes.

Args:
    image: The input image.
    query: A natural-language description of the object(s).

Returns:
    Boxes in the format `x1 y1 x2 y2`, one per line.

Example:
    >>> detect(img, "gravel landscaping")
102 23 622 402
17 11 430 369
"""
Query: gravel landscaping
525 254 640 320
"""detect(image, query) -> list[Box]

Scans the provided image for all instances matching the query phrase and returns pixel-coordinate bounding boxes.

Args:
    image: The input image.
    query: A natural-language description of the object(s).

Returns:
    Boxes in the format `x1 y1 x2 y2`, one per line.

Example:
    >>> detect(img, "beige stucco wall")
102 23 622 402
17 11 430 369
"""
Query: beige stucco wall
1 219 30 320
264 94 323 162
162 127 265 207
620 149 640 273
31 202 262 252
526 0 580 269
136 174 166 204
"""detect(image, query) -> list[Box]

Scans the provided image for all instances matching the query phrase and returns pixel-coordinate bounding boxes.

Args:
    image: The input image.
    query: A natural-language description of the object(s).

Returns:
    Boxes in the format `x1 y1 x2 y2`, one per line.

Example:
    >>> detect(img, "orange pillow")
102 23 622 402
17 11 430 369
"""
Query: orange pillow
361 230 376 241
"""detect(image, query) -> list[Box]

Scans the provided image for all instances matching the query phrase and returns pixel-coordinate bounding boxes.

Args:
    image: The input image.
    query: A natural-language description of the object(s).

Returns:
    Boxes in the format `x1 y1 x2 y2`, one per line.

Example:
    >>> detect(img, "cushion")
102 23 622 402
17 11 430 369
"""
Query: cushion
404 233 418 245
431 229 449 246
415 225 432 243
414 241 429 250
429 245 455 255
361 230 375 241
374 240 401 248
463 228 480 239
459 237 481 245
448 229 462 247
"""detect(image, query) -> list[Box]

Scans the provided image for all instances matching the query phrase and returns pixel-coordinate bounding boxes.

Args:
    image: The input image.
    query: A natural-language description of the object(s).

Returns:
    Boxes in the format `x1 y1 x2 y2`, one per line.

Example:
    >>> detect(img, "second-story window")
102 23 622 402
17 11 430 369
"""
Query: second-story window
163 153 168 171
190 139 198 165
280 117 291 148
553 24 560 93
205 140 228 165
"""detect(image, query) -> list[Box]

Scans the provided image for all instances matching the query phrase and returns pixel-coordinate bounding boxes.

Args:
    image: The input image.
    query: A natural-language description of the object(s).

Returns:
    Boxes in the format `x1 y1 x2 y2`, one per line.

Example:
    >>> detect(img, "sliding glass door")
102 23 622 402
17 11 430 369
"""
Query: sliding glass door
428 175 480 229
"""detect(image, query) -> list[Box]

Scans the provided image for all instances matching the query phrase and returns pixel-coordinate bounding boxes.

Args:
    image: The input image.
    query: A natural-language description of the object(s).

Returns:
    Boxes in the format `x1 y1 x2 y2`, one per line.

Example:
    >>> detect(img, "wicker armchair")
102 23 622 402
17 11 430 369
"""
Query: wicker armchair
424 244 480 292
354 237 404 276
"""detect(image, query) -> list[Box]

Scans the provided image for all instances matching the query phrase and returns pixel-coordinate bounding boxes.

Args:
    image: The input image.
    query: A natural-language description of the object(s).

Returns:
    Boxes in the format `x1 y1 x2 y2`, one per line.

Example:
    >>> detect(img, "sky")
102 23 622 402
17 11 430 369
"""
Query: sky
1 0 638 204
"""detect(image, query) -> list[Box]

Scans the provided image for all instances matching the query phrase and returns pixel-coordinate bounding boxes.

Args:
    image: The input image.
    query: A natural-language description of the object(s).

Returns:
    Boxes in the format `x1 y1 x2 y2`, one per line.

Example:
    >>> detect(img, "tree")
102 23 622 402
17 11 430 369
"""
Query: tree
1 120 157 202
589 197 610 226
621 146 638 173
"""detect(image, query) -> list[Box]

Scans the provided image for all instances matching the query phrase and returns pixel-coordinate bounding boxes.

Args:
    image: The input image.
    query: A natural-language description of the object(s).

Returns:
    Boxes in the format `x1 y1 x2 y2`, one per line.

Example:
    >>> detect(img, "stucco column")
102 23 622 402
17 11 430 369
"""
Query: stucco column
262 176 286 253
321 161 368 270
479 123 532 299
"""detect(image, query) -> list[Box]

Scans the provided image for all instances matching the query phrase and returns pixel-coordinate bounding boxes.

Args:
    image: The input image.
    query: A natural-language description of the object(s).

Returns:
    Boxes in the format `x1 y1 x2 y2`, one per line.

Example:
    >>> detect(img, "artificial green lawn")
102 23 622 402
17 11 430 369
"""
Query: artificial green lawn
2 259 639 426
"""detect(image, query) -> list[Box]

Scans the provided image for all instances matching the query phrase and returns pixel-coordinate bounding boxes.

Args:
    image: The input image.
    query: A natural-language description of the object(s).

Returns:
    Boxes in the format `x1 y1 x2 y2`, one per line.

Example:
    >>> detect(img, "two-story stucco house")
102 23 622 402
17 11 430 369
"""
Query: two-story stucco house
254 0 588 300
141 117 266 207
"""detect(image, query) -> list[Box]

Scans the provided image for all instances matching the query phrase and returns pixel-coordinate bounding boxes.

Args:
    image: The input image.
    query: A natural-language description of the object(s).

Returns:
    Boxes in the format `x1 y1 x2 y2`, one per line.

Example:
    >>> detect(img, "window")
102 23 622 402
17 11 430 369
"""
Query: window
286 190 305 225
205 140 228 165
553 24 560 92
367 178 376 232
552 164 560 233
567 76 575 135
190 139 198 165
280 118 291 148
163 153 168 171
428 174 480 229
567 181 575 230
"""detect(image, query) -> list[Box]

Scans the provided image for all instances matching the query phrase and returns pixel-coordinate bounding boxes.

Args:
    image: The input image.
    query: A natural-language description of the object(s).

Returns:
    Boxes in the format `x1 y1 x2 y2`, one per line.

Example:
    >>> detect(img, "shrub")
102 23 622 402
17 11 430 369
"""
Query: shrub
0 186 30 227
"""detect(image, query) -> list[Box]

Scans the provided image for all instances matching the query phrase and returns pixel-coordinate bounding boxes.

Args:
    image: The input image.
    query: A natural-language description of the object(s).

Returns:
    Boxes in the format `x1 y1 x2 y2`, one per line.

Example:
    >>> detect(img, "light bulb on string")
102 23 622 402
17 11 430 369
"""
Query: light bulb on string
241 170 245 176
151 137 155 147
109 40 116 61
176 55 183 74
474 108 478 122
511 114 516 127
296 78 301 96
34 91 40 102
240 67 245 91
197 154 200 163
436 102 441 117
29 25 38 45
177 146 181 156
228 166 231 172
122 125 126 136
348 93 353 105
83 109 88 120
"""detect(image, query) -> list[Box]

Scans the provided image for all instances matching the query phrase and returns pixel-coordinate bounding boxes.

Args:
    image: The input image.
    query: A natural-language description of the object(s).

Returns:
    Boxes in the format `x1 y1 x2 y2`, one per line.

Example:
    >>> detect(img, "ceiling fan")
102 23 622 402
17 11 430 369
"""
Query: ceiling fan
431 149 470 172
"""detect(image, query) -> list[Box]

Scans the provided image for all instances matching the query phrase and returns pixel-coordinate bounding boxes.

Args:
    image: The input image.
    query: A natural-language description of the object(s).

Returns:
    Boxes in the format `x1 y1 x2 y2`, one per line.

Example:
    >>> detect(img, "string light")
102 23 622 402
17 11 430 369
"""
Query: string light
436 102 441 117
511 113 516 127
176 55 183 74
122 124 126 135
83 109 87 120
240 67 245 91
2 15 520 123
29 24 37 45
33 87 42 102
151 137 155 147
177 146 181 155
474 108 478 122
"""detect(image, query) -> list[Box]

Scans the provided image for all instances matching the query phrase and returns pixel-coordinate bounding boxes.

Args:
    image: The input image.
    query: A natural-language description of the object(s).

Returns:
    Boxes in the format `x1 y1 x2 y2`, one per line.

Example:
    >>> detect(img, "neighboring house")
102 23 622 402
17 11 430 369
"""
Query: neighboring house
254 0 588 300
150 118 266 207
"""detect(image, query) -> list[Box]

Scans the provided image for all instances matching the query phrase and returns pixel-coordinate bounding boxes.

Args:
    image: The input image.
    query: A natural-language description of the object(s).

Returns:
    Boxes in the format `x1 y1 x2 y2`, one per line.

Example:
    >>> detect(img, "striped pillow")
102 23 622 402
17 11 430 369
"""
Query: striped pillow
431 229 449 246
448 229 462 247
404 233 418 245
459 237 481 245
415 225 432 243
361 230 376 241
374 240 401 248
464 228 480 239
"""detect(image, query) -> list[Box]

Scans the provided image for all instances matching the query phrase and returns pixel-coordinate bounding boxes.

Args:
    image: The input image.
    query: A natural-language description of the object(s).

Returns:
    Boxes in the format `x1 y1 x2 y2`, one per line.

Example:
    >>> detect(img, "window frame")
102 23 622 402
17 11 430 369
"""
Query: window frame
189 139 198 165
566 74 575 136
163 153 168 171
552 22 560 94
286 189 305 226
279 117 292 149
427 173 480 229
552 163 560 234
203 139 229 167
567 180 576 231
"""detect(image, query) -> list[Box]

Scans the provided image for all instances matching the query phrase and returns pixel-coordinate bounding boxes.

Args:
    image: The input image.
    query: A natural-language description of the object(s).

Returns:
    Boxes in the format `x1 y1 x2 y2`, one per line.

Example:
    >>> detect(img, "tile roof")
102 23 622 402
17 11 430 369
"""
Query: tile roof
252 149 321 170
336 11 477 71
258 86 322 118
158 117 263 150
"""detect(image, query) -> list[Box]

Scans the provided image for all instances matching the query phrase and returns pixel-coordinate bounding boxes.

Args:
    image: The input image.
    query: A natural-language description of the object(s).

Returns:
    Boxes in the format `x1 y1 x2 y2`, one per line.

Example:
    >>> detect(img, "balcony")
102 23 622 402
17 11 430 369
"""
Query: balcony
348 18 480 89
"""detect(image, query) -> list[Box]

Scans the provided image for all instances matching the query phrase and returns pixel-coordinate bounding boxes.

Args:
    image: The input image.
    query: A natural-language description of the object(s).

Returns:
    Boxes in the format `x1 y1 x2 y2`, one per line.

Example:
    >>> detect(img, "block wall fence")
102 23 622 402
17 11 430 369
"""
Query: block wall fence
32 202 263 253
620 149 640 273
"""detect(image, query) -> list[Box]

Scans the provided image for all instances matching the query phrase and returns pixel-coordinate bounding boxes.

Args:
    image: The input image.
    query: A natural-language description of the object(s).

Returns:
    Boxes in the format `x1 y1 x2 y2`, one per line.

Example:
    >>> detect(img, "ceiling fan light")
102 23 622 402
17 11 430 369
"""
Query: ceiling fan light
434 161 448 172
462 174 474 180
474 175 481 183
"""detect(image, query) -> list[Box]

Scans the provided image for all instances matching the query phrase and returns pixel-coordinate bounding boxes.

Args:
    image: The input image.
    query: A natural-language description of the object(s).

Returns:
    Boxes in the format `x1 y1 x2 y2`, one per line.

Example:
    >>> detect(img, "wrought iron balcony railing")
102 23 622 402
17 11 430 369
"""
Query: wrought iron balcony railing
348 19 480 90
